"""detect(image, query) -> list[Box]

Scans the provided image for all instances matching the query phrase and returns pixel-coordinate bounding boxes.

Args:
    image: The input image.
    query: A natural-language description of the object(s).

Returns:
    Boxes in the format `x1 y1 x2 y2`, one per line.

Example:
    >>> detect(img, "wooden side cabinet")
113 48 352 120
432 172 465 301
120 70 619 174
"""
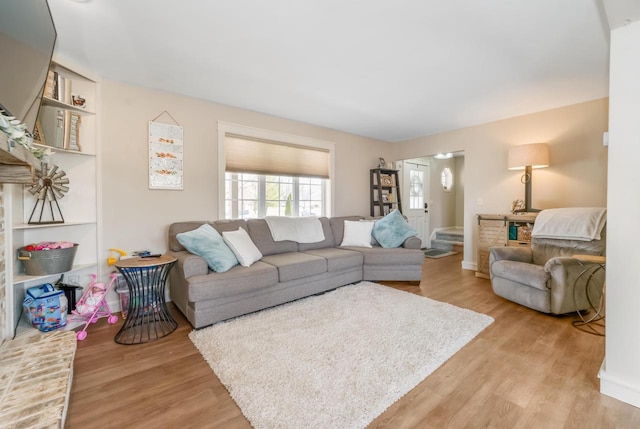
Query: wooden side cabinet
370 168 402 217
475 213 537 279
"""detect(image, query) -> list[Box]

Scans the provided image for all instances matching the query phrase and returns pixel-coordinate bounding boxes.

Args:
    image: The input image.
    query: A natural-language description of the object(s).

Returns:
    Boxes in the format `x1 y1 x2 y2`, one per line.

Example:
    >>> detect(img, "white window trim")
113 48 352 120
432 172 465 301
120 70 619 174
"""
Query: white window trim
225 174 326 218
217 121 335 219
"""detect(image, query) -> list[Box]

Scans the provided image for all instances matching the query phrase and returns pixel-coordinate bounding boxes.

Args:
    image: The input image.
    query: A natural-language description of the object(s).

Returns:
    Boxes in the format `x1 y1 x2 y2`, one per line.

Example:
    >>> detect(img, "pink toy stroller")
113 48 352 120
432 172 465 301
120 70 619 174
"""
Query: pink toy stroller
70 273 119 341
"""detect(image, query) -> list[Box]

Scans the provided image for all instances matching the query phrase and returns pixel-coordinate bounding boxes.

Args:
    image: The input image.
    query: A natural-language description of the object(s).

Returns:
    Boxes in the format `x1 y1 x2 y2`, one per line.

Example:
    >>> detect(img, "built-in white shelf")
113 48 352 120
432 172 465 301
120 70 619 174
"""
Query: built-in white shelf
12 262 98 285
32 143 95 157
41 96 95 115
12 220 96 230
3 57 101 340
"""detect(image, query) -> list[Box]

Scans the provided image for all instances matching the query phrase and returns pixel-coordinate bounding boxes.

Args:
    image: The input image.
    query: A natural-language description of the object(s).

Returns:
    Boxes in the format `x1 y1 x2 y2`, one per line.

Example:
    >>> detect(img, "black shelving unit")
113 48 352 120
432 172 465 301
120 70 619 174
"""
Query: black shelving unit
370 168 402 217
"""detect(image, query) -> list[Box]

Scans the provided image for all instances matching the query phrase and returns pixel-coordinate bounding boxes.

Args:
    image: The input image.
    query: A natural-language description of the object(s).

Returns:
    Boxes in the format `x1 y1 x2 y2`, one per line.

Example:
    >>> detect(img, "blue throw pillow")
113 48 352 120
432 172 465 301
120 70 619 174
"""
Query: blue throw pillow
176 224 239 272
372 209 418 248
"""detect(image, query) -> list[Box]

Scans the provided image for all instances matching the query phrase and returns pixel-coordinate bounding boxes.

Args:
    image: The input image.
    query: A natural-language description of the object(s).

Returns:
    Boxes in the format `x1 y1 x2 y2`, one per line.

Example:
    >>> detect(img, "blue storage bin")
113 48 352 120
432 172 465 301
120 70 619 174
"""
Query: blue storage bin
23 284 68 332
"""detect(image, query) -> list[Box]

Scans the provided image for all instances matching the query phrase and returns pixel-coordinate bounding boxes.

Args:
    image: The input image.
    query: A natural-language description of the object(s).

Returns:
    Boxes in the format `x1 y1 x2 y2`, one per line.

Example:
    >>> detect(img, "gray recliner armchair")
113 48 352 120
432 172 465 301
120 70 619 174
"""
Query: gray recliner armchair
489 208 606 315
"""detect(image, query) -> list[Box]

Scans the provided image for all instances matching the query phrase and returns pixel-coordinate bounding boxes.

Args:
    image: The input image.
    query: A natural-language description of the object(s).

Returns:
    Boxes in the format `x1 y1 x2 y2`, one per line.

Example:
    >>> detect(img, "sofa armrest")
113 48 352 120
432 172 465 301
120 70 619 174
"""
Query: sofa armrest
166 250 209 278
402 236 422 249
543 256 582 273
489 246 532 263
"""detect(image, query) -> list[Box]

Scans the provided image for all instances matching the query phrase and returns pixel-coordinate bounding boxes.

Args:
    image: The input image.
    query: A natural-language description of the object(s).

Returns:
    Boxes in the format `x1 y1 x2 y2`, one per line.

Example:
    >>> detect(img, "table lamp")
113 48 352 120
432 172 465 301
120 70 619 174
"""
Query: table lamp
508 143 549 213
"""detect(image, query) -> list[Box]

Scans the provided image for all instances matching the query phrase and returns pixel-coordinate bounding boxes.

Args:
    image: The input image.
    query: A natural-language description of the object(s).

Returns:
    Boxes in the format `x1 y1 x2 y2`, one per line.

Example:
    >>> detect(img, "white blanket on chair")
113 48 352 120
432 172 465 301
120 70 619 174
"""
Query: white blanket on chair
531 207 606 241
264 216 325 243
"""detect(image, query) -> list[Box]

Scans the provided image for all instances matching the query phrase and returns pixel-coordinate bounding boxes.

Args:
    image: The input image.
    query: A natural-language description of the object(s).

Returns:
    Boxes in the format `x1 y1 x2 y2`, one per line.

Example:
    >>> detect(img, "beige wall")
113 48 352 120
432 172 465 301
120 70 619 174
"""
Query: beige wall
392 98 609 269
100 80 389 265
429 157 457 231
100 80 608 273
454 156 465 226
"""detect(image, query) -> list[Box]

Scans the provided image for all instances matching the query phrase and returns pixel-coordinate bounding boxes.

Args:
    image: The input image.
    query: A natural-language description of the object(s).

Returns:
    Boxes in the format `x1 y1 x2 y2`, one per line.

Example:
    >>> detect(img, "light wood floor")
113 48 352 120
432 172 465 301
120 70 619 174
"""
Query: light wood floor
66 255 640 428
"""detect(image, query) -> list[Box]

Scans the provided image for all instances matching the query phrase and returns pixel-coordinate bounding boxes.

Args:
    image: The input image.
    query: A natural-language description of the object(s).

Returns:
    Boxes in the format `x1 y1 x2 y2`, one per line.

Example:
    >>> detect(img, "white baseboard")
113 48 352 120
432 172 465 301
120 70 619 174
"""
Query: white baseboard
599 359 640 408
462 261 477 271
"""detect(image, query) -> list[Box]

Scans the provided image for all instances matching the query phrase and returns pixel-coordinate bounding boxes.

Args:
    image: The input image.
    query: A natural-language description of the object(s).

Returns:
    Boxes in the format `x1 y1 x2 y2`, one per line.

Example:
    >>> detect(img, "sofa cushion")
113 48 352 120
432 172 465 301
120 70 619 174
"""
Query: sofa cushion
491 260 549 291
261 252 327 282
247 219 298 256
301 247 364 272
211 219 248 234
297 217 335 251
176 224 238 272
340 220 374 247
186 261 279 302
222 227 263 267
372 209 418 248
345 246 425 266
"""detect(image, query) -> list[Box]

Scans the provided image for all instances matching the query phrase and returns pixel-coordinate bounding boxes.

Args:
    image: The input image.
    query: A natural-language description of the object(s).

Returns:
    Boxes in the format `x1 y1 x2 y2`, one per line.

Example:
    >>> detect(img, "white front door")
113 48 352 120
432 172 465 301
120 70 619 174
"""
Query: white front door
403 162 430 248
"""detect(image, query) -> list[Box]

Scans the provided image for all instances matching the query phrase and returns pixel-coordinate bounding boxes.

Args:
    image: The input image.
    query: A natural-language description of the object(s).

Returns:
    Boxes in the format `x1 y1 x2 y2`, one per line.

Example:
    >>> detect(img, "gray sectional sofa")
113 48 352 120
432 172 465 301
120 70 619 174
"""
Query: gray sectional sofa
166 216 423 328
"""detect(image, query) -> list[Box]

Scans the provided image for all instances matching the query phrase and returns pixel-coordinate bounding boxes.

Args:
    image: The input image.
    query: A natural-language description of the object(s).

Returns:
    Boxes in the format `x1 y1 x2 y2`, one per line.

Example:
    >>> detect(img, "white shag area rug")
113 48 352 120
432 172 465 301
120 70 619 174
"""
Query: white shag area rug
189 282 494 429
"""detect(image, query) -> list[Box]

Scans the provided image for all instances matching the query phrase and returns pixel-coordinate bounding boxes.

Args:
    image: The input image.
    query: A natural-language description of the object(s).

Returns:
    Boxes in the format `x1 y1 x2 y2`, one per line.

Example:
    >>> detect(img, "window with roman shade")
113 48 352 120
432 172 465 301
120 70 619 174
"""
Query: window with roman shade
225 134 330 179
218 124 334 219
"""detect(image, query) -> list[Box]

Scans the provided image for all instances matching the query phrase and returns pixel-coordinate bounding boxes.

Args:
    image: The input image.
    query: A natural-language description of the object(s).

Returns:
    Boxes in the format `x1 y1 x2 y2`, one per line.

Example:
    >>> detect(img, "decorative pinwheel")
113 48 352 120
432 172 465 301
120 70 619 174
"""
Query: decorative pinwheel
27 163 70 224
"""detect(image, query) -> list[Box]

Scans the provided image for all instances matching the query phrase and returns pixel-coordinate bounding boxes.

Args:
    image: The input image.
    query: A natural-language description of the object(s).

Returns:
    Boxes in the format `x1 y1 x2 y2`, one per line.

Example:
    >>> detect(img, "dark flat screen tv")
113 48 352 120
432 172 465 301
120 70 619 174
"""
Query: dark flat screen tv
0 0 57 134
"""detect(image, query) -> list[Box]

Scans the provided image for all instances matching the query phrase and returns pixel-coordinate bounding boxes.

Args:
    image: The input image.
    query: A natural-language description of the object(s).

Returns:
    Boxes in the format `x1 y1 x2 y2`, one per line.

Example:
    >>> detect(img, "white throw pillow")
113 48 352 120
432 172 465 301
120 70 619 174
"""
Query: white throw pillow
222 227 263 267
360 219 379 246
340 220 374 248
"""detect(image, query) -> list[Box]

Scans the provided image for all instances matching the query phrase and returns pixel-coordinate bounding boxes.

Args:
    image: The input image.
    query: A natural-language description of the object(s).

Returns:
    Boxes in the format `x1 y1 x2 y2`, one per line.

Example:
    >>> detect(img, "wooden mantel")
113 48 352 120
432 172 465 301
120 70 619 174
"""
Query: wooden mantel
0 132 38 184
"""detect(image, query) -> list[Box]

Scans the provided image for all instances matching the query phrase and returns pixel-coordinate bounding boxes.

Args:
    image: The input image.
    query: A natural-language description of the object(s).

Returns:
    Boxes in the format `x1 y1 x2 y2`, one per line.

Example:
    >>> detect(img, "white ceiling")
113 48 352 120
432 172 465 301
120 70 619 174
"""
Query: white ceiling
47 0 612 142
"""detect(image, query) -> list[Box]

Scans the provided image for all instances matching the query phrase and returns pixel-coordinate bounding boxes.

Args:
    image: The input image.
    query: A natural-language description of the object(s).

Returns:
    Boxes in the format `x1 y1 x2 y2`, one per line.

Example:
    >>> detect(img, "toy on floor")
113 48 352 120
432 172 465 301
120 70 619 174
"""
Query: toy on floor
70 273 119 341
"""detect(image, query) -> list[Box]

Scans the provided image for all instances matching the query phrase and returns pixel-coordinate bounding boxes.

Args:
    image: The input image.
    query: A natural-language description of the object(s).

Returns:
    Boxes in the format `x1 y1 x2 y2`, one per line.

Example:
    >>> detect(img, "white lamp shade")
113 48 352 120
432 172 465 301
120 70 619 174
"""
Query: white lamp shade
508 143 549 170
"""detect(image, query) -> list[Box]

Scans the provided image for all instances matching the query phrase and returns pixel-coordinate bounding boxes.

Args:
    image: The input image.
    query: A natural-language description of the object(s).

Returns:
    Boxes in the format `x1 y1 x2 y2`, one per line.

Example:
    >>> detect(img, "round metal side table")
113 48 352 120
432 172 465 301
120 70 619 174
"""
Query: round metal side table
572 254 606 336
114 255 177 345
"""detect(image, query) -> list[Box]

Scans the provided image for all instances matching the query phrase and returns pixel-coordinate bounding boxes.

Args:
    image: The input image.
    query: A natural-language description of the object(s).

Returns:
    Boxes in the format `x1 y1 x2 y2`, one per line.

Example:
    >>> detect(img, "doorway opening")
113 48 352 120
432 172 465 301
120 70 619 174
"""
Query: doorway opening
396 151 464 252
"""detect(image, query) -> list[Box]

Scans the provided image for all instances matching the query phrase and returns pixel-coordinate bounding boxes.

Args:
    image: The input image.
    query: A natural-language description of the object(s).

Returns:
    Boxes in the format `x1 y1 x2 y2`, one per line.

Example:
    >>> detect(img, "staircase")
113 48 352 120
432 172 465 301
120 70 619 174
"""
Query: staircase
430 226 464 253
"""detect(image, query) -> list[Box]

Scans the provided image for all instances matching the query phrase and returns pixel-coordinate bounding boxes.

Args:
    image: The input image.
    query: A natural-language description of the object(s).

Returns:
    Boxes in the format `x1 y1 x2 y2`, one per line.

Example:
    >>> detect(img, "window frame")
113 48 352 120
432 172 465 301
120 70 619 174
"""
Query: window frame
225 173 326 219
218 121 335 219
409 169 425 210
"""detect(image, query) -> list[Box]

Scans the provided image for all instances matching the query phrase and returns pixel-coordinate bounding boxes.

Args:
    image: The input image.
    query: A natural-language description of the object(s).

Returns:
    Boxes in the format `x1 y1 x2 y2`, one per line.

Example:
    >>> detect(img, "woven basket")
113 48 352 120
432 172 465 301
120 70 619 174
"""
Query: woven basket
517 226 532 242
18 244 79 276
